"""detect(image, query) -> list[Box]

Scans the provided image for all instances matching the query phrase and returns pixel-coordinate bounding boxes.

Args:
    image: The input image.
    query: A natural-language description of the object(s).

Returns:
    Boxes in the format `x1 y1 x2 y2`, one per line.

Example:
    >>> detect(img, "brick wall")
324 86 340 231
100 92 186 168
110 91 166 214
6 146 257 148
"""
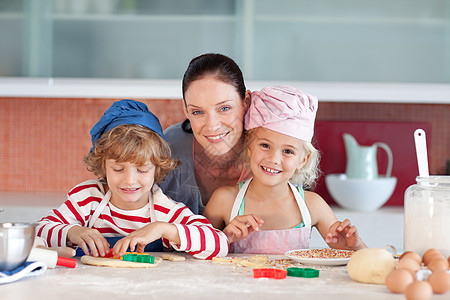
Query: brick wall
1 98 448 197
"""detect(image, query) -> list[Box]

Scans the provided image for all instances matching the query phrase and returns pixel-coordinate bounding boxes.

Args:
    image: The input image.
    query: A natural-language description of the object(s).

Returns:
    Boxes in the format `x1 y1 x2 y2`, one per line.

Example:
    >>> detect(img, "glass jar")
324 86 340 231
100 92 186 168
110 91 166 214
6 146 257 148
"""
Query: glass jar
404 176 450 257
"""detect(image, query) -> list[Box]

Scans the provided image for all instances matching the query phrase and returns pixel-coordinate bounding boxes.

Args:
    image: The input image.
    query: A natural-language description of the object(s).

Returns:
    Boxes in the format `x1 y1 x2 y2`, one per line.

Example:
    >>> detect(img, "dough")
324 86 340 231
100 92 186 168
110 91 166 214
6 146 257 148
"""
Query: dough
237 259 266 269
160 253 185 261
237 255 269 268
212 255 269 268
81 255 162 268
212 256 243 264
347 248 396 284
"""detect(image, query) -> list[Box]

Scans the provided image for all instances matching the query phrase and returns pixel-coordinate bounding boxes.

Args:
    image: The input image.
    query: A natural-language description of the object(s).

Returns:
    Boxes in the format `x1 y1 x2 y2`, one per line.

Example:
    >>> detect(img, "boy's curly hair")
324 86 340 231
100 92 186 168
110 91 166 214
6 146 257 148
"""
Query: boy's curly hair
83 124 178 183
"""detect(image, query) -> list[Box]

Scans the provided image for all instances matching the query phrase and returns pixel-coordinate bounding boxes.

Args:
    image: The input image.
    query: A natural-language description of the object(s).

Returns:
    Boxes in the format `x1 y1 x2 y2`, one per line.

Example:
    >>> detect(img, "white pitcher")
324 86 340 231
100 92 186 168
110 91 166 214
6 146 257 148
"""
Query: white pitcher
343 133 393 179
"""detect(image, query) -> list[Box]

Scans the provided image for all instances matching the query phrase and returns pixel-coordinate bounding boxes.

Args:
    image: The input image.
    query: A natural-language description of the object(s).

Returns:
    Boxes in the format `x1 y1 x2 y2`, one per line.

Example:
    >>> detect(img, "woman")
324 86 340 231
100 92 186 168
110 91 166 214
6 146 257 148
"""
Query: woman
159 53 252 214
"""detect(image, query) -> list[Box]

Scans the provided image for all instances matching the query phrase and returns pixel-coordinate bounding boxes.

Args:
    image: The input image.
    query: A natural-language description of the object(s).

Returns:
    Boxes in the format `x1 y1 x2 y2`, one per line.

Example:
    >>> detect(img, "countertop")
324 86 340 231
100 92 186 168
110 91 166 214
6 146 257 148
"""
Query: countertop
1 77 450 103
1 252 449 300
1 194 445 299
0 191 405 251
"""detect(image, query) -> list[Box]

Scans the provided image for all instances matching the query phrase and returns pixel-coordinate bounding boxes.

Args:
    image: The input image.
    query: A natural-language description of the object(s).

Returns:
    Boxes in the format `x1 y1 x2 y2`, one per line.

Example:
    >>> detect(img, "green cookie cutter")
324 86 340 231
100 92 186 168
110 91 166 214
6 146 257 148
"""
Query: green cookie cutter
122 254 155 264
286 267 319 278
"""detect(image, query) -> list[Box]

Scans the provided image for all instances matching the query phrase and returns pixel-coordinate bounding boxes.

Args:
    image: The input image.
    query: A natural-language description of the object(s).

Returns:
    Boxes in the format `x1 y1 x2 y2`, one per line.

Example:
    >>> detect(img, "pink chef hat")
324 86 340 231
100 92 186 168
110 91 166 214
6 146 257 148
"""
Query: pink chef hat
245 86 318 142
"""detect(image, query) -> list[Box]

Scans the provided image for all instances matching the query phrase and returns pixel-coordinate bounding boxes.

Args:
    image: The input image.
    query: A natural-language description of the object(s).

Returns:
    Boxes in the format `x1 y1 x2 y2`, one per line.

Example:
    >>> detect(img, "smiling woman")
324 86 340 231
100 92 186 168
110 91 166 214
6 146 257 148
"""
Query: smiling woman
159 53 252 214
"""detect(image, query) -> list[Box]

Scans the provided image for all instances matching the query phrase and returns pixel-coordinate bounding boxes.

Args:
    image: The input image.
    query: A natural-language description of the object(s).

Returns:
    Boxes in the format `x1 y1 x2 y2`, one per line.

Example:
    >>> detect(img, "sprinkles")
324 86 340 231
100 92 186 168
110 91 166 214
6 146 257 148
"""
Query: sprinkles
288 248 354 259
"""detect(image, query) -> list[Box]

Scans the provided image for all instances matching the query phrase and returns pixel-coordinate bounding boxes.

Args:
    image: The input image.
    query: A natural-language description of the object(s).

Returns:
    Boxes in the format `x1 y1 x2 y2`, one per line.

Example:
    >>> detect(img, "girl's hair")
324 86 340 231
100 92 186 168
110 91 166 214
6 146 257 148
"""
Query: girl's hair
181 53 246 133
290 140 321 190
244 129 321 190
84 124 178 183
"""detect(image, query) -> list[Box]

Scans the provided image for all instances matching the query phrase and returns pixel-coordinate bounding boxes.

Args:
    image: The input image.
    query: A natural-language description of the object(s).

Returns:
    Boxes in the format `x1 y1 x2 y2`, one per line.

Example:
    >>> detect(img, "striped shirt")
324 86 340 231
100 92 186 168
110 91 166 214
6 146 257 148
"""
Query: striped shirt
36 180 229 260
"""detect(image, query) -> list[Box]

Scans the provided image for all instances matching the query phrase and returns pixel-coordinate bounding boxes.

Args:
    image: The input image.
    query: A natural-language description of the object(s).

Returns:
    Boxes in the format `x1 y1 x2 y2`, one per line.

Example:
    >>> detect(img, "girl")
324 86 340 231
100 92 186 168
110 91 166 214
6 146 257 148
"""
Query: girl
36 99 228 260
204 86 366 254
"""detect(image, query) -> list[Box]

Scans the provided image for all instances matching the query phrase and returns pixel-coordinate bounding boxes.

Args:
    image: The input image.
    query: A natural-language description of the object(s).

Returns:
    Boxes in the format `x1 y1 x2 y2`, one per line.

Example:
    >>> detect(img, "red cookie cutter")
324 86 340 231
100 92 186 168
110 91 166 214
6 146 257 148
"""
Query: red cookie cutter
253 268 287 279
103 249 115 258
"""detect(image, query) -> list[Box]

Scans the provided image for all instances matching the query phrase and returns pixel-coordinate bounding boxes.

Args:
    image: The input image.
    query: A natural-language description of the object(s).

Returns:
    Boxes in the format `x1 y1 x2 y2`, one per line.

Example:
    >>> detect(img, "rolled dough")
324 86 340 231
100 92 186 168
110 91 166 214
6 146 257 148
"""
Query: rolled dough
160 253 185 261
81 255 162 268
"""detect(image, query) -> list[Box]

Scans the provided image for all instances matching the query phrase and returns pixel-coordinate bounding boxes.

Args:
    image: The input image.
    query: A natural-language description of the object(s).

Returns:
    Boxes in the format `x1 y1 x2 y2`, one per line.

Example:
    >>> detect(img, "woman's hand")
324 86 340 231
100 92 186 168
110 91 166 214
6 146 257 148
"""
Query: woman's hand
223 214 264 243
112 222 179 258
67 226 110 257
325 219 366 250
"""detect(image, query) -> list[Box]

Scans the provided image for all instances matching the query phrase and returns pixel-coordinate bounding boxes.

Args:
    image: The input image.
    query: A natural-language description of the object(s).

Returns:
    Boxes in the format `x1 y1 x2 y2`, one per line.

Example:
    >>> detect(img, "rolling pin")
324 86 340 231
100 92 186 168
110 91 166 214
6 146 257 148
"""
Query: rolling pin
36 245 76 258
27 248 77 268
33 236 77 258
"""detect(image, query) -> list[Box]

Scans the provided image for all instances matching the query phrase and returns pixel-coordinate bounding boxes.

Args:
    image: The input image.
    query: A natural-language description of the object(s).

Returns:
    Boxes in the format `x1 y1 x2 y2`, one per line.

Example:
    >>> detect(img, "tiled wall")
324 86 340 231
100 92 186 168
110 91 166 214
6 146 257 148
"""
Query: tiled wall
1 98 448 195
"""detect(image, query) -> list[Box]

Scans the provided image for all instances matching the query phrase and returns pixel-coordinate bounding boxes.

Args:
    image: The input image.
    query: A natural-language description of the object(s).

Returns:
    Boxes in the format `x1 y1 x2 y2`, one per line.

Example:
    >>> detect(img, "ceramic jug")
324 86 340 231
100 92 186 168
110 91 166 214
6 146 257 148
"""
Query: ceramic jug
343 133 393 179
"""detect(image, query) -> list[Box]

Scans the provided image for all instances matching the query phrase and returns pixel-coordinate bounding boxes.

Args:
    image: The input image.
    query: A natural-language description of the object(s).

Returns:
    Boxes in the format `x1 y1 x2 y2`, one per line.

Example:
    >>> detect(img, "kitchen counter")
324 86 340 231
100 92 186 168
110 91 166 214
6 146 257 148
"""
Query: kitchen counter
0 191 405 251
1 193 444 299
1 77 450 103
1 252 449 300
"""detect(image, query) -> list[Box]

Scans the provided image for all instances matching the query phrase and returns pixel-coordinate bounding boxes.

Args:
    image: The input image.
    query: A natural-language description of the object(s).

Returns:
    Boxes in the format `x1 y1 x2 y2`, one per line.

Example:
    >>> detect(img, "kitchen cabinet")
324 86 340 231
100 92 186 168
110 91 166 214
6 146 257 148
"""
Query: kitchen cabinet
0 0 449 84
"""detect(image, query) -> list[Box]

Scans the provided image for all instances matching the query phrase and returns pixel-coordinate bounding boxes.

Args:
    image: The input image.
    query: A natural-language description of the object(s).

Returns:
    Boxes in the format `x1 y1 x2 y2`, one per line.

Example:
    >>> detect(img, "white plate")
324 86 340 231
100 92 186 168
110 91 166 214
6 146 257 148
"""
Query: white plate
285 249 354 266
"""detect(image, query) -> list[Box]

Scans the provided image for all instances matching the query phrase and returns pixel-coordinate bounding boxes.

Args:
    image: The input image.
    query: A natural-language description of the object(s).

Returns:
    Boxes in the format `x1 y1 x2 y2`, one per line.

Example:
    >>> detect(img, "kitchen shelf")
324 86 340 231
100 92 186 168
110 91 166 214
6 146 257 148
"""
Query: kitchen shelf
254 15 447 26
52 14 236 22
0 0 449 85
1 77 449 104
0 12 22 19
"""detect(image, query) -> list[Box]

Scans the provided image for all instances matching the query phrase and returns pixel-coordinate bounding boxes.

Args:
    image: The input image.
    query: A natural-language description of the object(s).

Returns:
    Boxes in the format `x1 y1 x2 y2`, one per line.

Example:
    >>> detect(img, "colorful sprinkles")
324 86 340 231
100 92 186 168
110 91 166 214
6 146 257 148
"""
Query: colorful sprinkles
288 248 354 259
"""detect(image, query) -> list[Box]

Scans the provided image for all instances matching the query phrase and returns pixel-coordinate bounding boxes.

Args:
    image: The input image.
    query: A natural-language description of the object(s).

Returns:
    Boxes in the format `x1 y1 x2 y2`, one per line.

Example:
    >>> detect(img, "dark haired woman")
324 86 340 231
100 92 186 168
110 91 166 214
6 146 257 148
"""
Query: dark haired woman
159 53 251 214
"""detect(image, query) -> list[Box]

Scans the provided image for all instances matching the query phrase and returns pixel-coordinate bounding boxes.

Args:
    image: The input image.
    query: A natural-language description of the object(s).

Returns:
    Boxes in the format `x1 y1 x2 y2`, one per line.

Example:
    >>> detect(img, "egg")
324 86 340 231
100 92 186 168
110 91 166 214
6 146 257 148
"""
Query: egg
400 251 422 265
397 257 421 273
422 248 443 266
428 258 449 272
401 268 418 280
385 269 414 293
427 270 450 294
404 281 433 300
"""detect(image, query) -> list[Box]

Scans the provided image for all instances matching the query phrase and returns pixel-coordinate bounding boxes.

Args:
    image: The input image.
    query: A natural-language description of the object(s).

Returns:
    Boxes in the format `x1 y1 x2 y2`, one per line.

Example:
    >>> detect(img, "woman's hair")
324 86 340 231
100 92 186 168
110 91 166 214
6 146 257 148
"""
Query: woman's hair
244 129 321 190
84 124 178 183
182 53 246 101
181 53 246 133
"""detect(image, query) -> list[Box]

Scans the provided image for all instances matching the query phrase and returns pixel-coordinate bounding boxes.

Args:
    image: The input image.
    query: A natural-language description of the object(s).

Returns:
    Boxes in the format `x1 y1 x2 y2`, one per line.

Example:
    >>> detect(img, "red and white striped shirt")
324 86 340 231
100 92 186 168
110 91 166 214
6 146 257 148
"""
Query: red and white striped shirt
36 180 229 260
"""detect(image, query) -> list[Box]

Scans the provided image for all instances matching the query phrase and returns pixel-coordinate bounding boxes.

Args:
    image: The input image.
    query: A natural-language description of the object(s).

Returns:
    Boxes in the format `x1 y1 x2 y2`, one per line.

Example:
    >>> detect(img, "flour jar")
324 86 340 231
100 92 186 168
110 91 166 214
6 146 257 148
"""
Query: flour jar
404 176 450 257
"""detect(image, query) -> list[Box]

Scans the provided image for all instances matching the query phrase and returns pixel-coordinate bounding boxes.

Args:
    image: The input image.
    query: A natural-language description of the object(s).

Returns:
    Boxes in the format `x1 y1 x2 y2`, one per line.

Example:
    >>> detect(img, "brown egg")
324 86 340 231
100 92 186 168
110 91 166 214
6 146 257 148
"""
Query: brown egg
425 253 445 267
397 257 421 273
428 258 449 272
400 251 422 265
404 281 433 300
385 269 414 293
422 249 443 265
427 270 450 294
401 268 417 281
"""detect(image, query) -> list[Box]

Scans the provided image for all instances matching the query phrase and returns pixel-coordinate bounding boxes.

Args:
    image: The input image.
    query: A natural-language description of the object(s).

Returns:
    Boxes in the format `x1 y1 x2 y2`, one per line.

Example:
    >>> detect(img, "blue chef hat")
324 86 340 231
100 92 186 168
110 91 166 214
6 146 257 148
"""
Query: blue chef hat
90 99 165 151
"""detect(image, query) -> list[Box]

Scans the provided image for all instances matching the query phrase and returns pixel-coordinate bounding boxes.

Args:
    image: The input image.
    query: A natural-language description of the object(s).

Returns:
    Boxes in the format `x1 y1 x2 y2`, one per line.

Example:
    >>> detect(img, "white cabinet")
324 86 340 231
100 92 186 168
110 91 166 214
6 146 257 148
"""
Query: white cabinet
0 0 449 84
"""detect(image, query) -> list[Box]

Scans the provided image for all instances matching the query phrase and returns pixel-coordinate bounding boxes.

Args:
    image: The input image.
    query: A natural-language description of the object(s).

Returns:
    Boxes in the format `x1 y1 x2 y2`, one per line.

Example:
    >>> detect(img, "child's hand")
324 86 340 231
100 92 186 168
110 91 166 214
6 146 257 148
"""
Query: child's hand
223 214 264 243
67 226 110 257
325 219 365 250
112 222 179 258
